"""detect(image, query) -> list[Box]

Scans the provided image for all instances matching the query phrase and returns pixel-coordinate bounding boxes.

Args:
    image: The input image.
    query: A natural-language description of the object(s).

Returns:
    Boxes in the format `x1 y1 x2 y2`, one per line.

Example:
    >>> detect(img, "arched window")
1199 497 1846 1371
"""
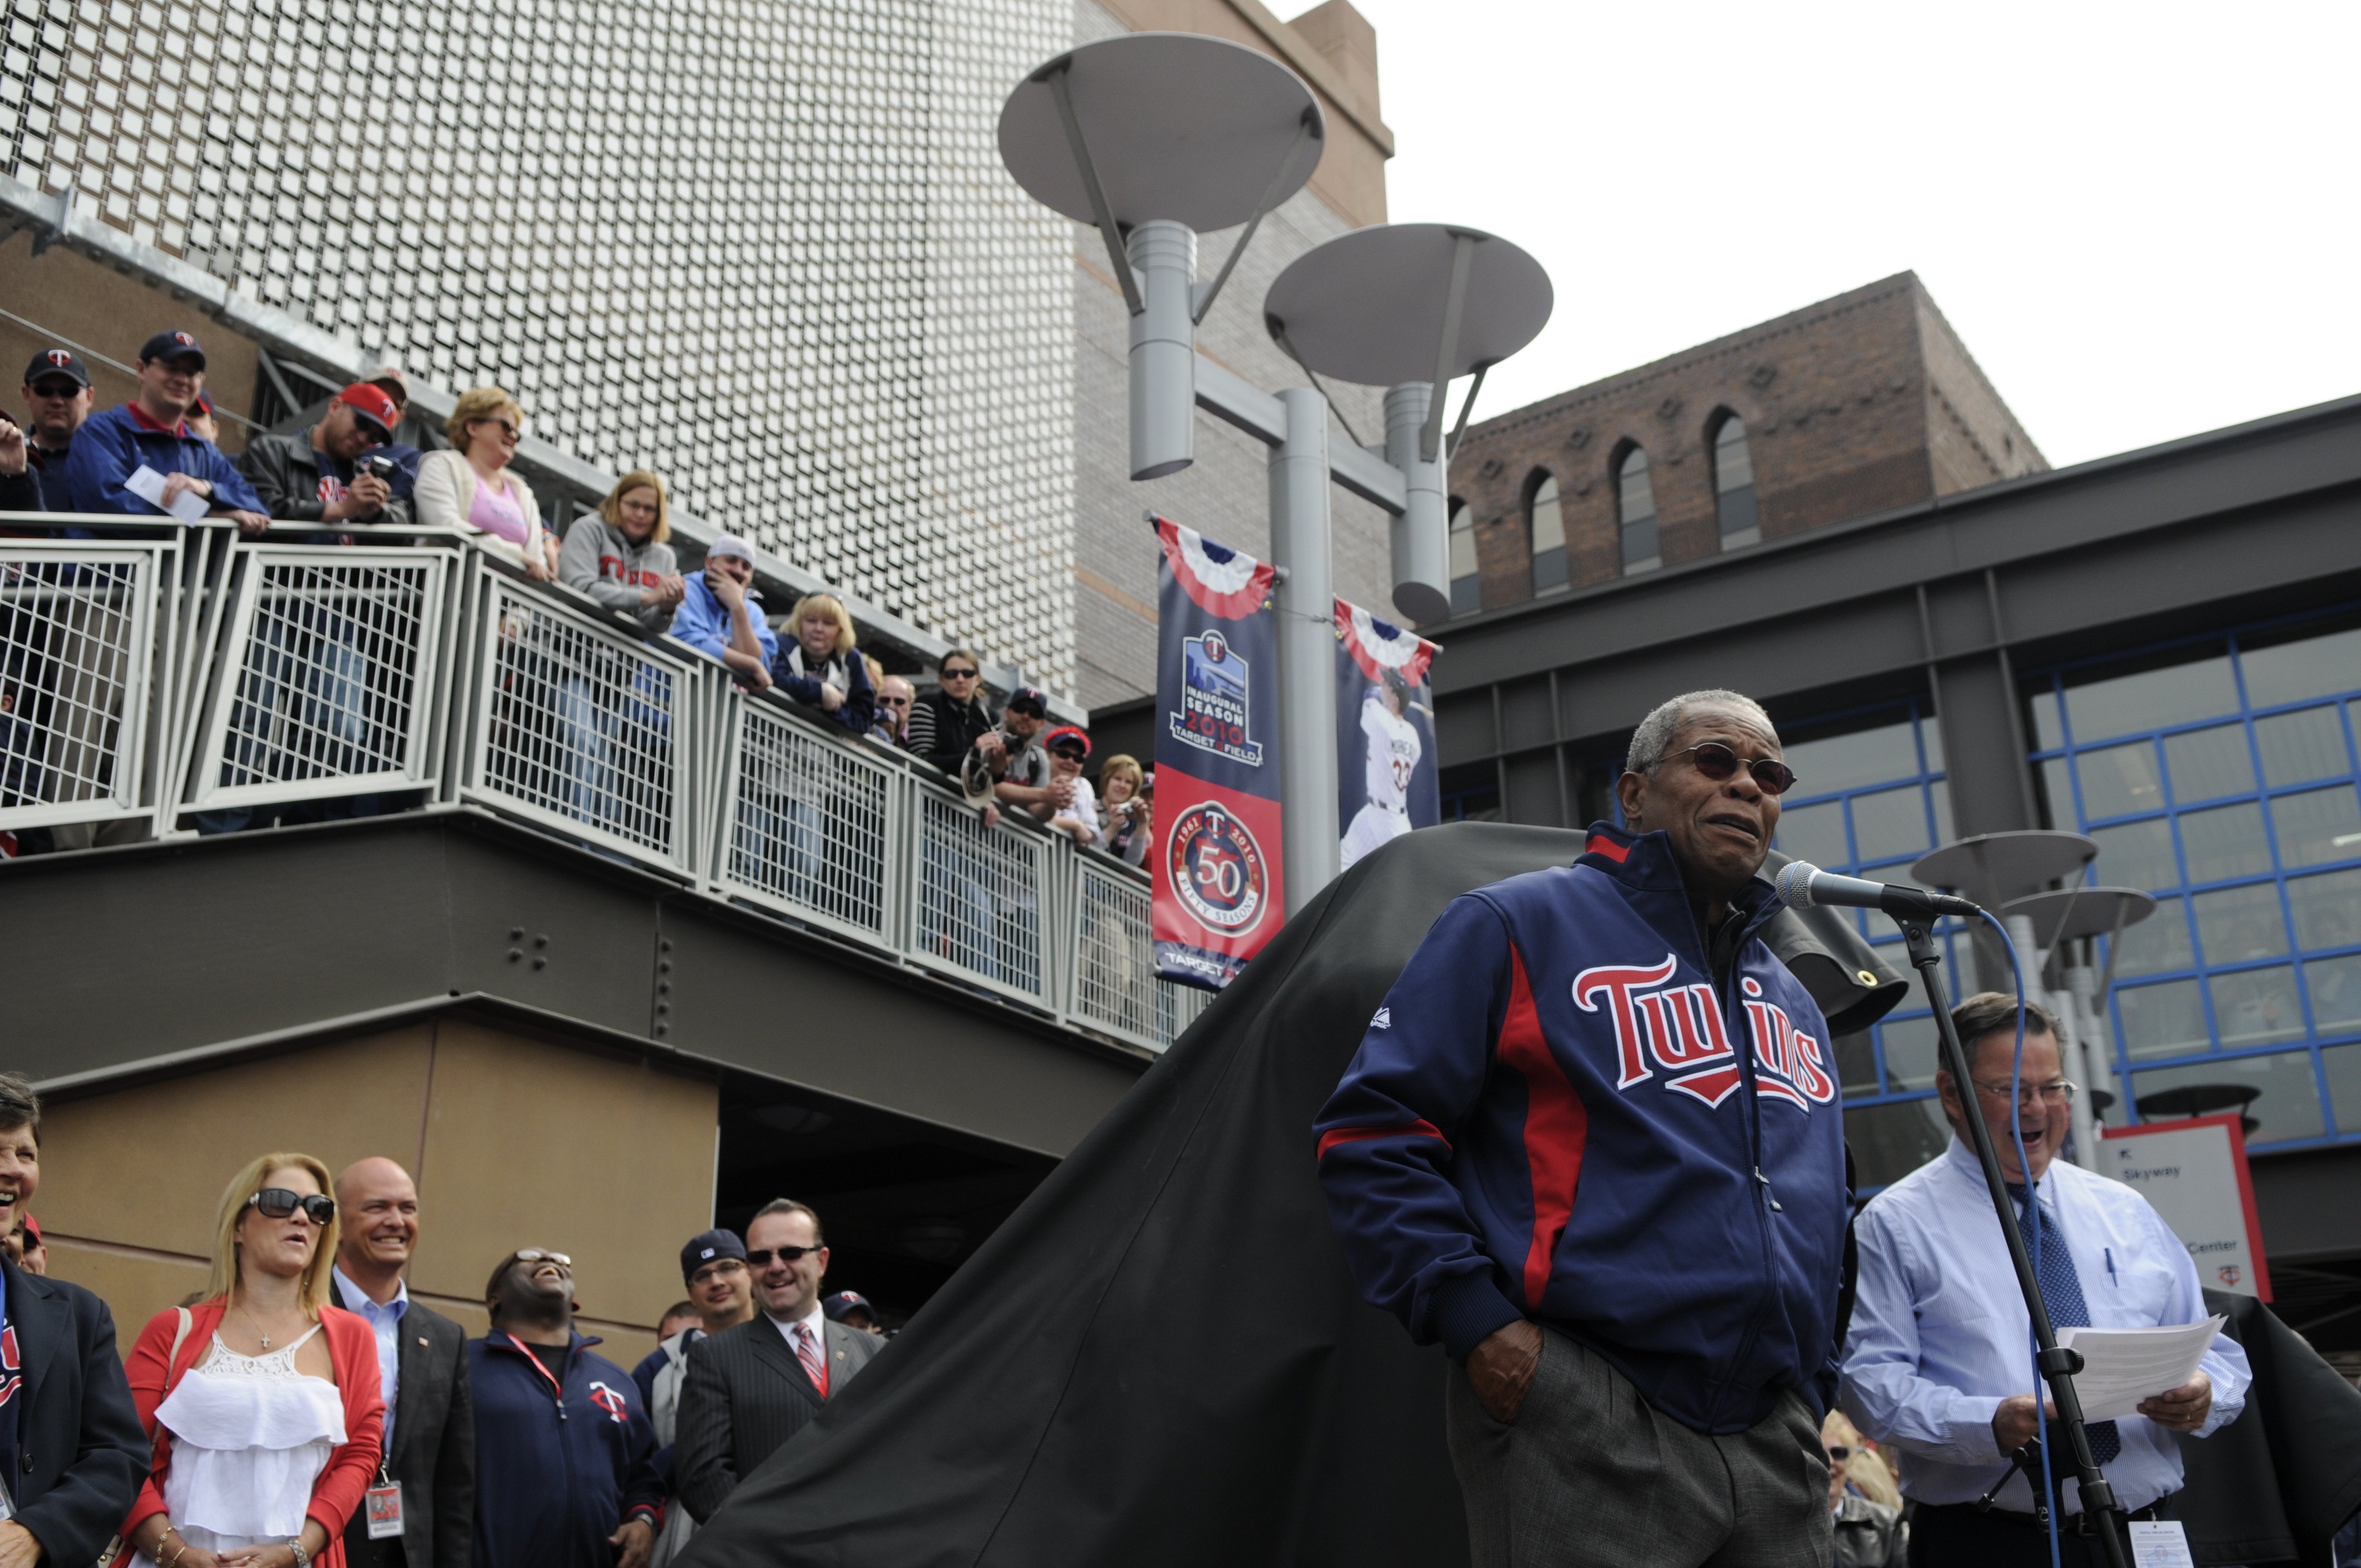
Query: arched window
1448 499 1480 614
1528 472 1567 594
1617 447 1658 575
1711 413 1759 549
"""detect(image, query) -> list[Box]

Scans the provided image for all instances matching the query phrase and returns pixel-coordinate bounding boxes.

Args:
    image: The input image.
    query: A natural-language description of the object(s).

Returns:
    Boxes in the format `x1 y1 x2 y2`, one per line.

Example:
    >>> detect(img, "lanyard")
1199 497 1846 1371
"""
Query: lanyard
503 1333 568 1422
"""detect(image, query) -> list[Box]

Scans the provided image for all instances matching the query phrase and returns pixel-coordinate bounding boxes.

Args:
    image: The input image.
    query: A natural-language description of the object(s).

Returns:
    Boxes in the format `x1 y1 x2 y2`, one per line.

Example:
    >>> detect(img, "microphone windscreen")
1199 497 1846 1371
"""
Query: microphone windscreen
1774 860 1820 908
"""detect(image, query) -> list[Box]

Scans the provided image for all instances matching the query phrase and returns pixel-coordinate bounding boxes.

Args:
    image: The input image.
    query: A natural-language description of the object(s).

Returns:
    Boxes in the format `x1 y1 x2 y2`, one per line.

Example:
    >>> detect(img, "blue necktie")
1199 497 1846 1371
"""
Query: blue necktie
2006 1183 2120 1464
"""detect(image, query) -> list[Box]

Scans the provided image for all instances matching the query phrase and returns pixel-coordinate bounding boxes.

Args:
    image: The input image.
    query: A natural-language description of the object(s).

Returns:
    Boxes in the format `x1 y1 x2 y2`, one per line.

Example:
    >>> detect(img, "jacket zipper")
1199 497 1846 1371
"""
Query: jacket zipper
1689 895 1782 1430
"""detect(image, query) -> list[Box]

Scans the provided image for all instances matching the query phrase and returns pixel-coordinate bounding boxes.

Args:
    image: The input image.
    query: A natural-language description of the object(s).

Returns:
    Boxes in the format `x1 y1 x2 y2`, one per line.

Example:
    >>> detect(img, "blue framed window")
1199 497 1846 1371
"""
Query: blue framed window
1768 701 1972 1188
2027 609 2361 1151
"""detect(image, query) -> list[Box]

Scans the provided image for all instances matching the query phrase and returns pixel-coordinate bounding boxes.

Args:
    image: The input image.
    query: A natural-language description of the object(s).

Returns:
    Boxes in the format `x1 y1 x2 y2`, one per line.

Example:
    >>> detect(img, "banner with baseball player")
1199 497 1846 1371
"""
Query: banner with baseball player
1151 516 1285 991
1334 599 1440 873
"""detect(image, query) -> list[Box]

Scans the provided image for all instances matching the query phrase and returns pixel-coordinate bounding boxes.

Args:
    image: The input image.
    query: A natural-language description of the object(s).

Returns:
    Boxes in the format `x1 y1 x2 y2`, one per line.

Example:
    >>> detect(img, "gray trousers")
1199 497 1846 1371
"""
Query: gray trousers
1445 1327 1832 1568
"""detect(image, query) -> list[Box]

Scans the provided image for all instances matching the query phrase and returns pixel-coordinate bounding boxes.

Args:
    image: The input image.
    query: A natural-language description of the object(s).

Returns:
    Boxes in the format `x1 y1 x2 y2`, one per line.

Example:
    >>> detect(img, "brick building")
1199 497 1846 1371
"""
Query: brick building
1445 273 2048 614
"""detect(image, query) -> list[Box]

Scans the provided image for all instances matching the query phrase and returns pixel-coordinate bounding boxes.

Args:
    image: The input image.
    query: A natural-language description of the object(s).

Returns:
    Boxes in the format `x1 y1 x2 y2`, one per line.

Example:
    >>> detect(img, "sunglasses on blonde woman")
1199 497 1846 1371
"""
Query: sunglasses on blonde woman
248 1189 336 1226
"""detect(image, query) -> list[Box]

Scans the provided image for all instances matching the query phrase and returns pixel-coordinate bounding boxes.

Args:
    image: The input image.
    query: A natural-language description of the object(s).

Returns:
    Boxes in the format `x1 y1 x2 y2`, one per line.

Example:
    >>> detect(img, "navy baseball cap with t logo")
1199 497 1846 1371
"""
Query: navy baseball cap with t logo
23 349 90 388
137 330 205 368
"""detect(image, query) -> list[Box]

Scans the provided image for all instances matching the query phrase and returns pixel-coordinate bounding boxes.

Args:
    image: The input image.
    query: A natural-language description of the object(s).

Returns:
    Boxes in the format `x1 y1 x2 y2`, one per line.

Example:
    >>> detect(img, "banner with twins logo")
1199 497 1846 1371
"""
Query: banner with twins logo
1334 599 1440 872
1151 516 1283 991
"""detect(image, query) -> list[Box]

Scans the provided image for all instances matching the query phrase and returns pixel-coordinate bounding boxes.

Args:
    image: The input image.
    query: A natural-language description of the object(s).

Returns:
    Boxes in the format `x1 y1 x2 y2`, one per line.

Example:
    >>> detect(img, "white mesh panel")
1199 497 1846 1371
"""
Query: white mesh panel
913 788 1047 1000
214 558 433 792
479 585 681 856
1071 857 1156 1045
722 704 891 938
0 553 145 816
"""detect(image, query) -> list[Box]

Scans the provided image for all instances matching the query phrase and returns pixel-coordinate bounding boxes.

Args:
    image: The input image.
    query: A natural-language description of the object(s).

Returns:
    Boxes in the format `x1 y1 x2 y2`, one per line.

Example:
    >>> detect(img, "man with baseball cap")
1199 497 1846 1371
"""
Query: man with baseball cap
666 534 777 690
965 685 1069 821
2 349 94 517
62 328 267 531
238 380 412 540
628 1229 757 1568
355 364 429 493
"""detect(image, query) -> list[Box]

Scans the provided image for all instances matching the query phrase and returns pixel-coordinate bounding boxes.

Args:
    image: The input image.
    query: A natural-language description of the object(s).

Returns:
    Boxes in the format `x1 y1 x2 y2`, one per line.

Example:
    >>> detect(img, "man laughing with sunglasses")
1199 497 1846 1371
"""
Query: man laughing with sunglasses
1318 689 1852 1568
673 1200 878 1526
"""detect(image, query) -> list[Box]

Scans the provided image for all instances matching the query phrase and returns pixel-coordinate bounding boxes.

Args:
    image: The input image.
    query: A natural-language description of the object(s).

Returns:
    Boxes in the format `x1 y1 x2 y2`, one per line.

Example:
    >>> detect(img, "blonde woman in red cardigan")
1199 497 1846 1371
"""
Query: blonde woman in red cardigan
121 1153 385 1568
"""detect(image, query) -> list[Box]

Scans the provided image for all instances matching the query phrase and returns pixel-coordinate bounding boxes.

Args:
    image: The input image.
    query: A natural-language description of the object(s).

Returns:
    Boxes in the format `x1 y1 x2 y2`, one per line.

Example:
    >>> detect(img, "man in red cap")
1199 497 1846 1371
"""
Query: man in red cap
237 380 411 541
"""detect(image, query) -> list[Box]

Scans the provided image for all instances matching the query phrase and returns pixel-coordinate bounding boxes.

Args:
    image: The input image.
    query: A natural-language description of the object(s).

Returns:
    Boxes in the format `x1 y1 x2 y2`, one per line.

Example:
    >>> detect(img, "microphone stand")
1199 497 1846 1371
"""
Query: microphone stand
1898 915 2129 1568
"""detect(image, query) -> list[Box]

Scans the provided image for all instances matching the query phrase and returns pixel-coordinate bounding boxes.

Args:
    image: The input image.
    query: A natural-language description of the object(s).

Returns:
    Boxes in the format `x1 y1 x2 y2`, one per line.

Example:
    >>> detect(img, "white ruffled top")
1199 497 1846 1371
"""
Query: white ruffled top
134 1326 345 1563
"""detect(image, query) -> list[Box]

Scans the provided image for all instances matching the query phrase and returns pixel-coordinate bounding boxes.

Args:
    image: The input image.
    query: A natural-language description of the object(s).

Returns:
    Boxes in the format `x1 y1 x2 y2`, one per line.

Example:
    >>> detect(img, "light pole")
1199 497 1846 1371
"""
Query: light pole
999 35 1552 914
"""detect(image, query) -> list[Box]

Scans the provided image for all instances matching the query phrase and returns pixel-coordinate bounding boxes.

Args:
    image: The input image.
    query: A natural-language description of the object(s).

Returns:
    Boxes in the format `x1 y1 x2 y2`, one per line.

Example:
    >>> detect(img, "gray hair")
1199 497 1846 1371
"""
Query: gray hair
1625 689 1777 772
0 1074 40 1140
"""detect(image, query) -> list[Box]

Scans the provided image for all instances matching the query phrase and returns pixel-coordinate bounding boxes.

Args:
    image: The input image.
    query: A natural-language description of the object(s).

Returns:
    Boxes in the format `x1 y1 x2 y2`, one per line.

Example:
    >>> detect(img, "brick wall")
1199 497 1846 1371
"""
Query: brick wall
1446 273 2048 616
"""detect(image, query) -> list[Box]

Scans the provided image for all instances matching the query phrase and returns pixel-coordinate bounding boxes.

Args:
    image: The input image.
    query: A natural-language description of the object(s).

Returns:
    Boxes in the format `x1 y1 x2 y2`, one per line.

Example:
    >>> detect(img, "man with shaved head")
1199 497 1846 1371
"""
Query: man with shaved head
332 1157 476 1568
1318 689 1849 1568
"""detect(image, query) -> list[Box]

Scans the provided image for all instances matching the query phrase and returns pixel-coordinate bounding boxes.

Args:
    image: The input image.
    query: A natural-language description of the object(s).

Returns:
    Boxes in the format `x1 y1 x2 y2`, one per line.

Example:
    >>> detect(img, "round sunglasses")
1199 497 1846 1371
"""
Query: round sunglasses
1663 741 1797 796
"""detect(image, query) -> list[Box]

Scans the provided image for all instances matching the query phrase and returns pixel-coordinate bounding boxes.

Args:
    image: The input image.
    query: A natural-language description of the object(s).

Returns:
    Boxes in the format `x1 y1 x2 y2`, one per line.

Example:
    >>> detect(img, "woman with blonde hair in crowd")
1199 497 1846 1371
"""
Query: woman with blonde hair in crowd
413 387 558 579
120 1154 384 1568
768 592 875 736
1098 754 1152 867
559 469 685 634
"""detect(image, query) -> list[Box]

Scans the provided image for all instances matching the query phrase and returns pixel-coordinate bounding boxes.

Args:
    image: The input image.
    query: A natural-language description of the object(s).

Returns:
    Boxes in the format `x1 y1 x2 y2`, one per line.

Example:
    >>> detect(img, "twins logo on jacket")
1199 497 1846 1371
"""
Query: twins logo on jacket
0 1325 17 1412
587 1380 630 1422
1576 955 1837 1111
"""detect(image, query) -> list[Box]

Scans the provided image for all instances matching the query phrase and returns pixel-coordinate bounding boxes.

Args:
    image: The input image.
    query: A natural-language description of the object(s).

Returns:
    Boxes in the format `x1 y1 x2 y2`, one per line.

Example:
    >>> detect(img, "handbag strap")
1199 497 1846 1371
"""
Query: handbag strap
164 1306 194 1395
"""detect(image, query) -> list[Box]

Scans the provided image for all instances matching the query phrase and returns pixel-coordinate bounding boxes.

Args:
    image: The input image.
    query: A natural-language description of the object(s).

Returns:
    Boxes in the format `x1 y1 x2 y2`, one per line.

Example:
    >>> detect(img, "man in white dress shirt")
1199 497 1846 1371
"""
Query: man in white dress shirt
1841 994 2250 1566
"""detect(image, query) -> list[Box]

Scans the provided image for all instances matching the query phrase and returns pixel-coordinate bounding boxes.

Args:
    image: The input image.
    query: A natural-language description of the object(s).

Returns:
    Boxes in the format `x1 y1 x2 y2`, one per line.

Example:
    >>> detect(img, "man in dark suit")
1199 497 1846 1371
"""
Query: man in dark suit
331 1157 475 1568
675 1200 879 1522
0 1074 146 1568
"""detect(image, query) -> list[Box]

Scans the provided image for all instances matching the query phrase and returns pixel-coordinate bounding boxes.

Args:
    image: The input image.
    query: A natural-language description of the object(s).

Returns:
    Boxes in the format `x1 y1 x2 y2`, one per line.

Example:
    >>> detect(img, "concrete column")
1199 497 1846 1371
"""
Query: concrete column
1270 387 1339 916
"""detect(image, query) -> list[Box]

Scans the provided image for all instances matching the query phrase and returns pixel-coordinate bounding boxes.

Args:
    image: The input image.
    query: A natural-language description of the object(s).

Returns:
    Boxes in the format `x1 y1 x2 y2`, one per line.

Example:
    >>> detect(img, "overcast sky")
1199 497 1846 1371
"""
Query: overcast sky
1329 1 2359 469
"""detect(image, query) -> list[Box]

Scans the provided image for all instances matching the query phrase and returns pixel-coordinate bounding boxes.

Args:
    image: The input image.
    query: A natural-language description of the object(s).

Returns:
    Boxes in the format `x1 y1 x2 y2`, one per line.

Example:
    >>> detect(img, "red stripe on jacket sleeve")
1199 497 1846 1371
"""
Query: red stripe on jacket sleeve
1583 832 1629 863
1497 944 1589 1311
1316 1119 1451 1161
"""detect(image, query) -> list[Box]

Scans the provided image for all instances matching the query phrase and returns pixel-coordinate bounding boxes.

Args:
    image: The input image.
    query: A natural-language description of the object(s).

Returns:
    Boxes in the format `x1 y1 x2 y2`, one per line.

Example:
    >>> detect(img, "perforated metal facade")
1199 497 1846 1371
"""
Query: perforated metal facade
0 0 1076 688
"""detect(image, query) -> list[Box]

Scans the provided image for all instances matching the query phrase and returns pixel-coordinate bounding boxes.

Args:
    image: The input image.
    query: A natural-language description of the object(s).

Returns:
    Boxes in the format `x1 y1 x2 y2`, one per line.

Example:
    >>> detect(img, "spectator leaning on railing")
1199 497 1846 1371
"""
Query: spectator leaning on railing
1037 726 1098 846
355 366 431 496
873 675 915 748
769 592 875 736
966 684 1055 818
2 348 95 518
62 330 266 533
1098 753 1151 867
413 388 557 579
237 383 411 542
666 534 775 688
905 647 994 776
560 470 685 635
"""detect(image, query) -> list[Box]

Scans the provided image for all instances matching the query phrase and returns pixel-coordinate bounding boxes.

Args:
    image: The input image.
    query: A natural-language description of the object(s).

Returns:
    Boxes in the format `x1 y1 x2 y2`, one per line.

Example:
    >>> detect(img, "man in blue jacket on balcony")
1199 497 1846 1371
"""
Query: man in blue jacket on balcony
61 330 267 531
1315 688 1846 1568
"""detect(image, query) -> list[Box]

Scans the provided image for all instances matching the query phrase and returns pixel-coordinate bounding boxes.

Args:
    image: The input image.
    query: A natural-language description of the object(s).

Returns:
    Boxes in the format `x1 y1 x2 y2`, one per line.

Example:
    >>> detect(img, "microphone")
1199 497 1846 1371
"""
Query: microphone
1773 861 1982 919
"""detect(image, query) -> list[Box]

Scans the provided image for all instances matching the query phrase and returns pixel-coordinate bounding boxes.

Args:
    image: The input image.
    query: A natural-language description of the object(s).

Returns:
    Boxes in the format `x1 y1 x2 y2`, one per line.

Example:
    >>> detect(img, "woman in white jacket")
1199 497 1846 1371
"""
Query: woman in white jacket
411 386 558 578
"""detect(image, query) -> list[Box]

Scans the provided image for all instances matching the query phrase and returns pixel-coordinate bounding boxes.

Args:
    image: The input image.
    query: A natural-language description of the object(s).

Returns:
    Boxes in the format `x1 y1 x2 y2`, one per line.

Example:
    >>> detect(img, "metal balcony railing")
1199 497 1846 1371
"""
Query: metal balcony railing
0 517 1205 1053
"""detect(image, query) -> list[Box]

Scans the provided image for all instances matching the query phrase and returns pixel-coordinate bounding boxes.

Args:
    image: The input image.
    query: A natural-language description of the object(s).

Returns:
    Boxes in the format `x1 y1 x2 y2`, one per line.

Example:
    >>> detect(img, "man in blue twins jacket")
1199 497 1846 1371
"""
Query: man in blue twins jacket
1316 688 1847 1568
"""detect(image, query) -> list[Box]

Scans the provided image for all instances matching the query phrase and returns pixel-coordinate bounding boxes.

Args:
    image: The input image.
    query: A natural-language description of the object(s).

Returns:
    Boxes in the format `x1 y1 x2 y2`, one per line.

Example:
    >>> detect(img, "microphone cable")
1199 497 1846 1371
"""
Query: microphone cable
1978 908 2064 1568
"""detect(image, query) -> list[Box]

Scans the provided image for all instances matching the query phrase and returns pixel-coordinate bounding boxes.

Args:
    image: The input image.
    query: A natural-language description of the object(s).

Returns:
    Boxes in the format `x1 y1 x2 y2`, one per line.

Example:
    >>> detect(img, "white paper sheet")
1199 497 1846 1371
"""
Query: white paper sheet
2056 1315 2224 1421
2128 1520 2195 1568
126 464 213 522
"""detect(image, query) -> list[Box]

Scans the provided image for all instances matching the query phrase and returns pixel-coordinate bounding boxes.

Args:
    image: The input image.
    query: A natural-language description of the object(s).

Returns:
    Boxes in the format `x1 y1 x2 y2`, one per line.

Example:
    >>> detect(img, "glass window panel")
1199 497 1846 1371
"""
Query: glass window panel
2117 979 2210 1058
1852 785 1931 864
1714 416 1753 492
2030 687 2064 751
1774 799 1849 869
2289 868 2361 952
2208 965 2305 1046
2063 652 2236 743
2077 742 2166 819
1921 720 1944 775
2162 725 2255 804
1780 720 1920 798
1533 546 1568 595
2190 882 2288 963
2323 1041 2361 1133
2133 1050 2325 1145
2179 803 2272 884
2254 706 2347 787
1879 1013 1940 1090
1448 504 1476 580
1832 1030 1878 1094
2240 623 2361 709
2305 955 2361 1033
1529 476 1564 552
1716 485 1759 546
2090 818 2180 892
2037 757 2076 830
2110 895 2193 977
1618 448 1654 525
2270 785 2361 868
1844 1098 1952 1189
1930 777 1955 846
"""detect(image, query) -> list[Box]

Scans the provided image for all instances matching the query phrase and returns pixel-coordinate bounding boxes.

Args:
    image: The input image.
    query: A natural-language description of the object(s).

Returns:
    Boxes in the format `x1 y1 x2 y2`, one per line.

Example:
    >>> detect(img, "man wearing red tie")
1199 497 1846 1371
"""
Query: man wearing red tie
674 1201 880 1523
